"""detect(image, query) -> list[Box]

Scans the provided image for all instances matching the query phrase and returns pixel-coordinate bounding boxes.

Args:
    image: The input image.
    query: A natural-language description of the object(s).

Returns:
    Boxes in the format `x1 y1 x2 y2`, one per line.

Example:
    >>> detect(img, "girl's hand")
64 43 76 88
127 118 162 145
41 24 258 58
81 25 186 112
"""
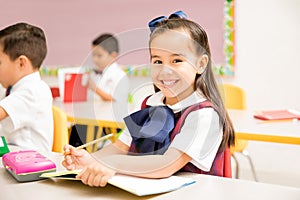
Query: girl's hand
76 161 116 187
62 145 94 170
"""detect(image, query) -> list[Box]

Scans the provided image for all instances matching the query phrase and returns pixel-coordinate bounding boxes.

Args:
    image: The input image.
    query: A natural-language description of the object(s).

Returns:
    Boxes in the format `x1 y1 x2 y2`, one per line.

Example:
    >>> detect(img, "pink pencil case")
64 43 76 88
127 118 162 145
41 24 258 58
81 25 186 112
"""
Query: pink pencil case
2 150 56 182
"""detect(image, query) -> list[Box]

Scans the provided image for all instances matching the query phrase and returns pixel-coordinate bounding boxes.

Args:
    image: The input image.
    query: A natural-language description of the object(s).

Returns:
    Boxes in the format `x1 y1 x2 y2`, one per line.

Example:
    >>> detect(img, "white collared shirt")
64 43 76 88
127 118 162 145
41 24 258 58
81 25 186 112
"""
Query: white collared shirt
88 62 129 103
0 72 53 151
119 91 223 172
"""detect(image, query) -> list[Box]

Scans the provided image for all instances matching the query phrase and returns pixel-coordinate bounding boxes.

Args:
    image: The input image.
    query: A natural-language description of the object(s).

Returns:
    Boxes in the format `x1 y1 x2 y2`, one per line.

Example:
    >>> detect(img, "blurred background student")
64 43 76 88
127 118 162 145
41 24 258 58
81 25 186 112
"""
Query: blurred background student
87 33 129 103
69 33 129 148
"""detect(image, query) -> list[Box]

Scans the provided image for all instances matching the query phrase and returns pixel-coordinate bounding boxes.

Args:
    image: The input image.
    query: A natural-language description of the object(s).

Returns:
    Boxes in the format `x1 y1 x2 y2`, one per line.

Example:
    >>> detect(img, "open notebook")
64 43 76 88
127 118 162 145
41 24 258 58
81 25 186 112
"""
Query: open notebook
253 109 300 121
40 170 195 196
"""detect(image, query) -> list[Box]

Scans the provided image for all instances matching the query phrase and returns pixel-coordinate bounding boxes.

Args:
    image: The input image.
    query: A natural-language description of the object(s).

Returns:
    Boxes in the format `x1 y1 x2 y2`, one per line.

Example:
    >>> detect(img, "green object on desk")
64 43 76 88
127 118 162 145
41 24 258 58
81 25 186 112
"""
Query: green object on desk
0 136 10 156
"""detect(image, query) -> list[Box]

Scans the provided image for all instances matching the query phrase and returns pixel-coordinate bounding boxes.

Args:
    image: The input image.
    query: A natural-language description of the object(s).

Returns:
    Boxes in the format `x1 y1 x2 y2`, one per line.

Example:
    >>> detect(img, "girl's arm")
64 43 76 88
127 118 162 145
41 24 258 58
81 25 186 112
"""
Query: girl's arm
92 139 130 157
63 139 129 170
69 139 190 187
76 146 191 187
97 147 191 178
90 136 191 178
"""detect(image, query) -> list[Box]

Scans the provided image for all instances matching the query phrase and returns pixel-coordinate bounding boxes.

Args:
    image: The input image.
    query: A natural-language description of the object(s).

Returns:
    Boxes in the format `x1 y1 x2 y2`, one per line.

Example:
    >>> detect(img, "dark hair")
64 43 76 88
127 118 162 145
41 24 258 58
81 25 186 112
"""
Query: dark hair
149 18 235 151
0 22 47 69
92 33 119 54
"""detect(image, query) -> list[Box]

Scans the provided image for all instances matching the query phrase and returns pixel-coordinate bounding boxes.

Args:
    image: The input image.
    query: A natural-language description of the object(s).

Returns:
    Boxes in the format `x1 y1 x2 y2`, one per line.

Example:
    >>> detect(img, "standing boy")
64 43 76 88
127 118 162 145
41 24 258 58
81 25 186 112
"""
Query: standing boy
0 22 53 151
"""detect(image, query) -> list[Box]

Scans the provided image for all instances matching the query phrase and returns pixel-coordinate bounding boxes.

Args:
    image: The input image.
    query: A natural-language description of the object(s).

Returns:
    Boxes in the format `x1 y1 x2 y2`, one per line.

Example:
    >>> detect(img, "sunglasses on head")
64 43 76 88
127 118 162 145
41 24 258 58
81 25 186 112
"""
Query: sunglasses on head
148 10 187 32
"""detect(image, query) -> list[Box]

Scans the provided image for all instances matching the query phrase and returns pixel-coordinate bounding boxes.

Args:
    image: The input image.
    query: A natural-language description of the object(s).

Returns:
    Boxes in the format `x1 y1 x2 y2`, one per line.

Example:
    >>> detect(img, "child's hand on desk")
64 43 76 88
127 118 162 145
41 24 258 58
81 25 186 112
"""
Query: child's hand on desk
77 161 116 187
62 145 94 170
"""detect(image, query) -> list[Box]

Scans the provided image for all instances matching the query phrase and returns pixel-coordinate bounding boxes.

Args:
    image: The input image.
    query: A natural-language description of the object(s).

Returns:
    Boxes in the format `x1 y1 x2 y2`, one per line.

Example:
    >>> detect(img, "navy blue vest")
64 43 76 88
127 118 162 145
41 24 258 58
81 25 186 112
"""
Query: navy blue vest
124 96 231 177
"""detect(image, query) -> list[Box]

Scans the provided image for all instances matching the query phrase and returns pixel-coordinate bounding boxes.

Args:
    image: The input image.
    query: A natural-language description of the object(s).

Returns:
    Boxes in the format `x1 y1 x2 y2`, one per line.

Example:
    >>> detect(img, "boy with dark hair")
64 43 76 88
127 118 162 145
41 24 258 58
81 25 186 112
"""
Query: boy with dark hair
88 33 128 102
69 33 129 148
92 33 119 54
0 22 53 151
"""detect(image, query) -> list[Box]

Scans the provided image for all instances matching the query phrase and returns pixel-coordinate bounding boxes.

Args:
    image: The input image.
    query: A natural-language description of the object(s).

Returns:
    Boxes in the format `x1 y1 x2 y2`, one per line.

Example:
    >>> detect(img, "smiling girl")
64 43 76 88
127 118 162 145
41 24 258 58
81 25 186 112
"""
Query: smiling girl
62 11 235 187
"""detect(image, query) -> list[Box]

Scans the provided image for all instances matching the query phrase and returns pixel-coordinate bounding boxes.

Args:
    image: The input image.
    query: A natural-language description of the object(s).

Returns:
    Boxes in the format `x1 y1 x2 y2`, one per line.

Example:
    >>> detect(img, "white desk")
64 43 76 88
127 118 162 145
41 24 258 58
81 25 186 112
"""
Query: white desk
54 101 300 146
228 109 300 145
1 151 300 200
53 100 126 125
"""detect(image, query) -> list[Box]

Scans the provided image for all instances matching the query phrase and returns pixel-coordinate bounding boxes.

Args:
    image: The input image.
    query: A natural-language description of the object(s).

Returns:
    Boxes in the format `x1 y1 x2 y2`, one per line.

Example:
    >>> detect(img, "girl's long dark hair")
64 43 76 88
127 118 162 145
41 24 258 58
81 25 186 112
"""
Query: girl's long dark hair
149 18 235 151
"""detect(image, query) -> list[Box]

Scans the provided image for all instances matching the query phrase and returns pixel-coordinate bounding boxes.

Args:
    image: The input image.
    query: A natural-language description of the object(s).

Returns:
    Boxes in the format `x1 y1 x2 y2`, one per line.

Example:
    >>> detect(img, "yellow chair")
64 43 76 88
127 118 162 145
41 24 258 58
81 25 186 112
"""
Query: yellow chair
87 125 122 153
219 83 258 181
52 106 69 153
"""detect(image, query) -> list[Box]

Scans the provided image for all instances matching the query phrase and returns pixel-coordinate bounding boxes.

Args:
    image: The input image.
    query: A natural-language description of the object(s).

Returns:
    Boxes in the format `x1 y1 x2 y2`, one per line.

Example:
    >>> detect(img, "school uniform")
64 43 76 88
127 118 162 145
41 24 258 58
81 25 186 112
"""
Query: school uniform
0 85 5 98
0 72 53 151
88 62 129 104
119 91 223 173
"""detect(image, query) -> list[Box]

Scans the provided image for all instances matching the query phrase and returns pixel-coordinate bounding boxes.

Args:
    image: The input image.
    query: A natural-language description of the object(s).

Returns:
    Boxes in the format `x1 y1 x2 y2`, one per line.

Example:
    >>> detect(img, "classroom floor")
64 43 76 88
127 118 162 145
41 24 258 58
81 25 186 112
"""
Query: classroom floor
231 141 300 188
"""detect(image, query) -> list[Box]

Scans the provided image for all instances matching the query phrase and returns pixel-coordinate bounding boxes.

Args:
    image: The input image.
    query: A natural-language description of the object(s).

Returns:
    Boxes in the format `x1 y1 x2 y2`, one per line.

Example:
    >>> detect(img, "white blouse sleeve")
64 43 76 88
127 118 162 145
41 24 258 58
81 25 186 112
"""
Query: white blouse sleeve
169 108 223 171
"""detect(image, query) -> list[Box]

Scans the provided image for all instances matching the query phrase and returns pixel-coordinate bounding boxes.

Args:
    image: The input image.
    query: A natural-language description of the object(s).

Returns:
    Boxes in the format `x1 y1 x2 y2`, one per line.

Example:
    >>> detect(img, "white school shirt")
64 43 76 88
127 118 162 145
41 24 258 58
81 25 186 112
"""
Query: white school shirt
88 62 129 103
0 85 5 99
0 72 53 151
118 91 223 172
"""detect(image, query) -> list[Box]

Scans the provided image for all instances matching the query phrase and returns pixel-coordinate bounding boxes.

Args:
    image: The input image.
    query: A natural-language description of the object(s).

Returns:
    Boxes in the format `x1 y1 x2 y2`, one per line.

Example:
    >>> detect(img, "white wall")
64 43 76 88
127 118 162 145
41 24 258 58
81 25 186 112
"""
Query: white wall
226 0 300 187
224 0 300 110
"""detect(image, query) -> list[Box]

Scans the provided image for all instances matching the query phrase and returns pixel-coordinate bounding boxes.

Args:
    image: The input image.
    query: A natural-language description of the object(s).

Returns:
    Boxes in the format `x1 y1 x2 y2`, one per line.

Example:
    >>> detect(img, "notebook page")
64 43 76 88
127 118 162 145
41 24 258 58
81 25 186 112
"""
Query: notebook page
107 174 195 196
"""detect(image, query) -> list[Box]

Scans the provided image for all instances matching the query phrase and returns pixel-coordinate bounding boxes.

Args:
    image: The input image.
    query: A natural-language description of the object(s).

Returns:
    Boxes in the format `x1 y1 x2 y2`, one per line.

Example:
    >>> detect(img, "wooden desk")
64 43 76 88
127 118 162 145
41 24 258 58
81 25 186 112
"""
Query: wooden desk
53 100 126 152
1 151 300 200
228 109 300 145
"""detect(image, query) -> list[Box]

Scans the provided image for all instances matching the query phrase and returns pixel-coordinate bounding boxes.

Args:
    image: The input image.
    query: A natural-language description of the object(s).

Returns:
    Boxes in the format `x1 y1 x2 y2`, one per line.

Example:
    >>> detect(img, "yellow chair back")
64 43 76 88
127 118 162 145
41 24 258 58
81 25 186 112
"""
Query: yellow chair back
52 106 69 153
219 84 246 110
219 84 258 181
218 84 248 153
